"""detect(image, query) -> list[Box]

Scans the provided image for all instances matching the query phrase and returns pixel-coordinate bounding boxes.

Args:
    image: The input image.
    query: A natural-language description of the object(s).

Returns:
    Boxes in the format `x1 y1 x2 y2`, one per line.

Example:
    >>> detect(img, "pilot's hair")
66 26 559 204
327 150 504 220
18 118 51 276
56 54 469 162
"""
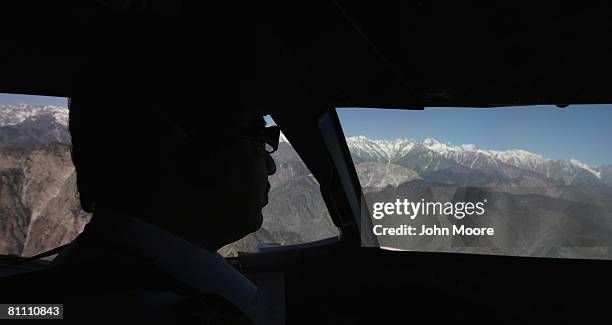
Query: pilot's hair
69 56 259 215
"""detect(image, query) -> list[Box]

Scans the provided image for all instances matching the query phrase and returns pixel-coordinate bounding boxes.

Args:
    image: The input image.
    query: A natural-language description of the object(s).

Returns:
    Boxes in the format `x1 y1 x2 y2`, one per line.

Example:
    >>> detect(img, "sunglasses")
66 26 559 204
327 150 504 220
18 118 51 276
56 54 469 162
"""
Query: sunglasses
159 110 280 175
237 125 280 175
237 125 281 154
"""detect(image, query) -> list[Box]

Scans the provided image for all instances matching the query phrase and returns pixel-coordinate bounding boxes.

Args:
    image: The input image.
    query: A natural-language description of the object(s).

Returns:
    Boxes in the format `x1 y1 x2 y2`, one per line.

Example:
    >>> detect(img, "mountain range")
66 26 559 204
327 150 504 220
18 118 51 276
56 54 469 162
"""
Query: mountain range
0 104 70 148
347 136 612 258
0 104 68 127
346 136 612 189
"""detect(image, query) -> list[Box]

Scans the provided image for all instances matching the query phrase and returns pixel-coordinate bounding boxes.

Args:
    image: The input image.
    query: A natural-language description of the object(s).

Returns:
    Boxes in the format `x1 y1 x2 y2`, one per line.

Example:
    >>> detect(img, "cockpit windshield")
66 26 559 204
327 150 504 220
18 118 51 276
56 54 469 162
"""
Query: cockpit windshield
338 105 612 259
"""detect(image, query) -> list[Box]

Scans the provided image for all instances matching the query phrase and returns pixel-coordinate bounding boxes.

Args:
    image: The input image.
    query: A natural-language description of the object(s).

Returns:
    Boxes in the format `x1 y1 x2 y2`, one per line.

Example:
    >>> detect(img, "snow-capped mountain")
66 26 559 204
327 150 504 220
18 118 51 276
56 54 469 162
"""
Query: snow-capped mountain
345 136 417 163
0 104 70 147
346 136 610 187
0 104 68 128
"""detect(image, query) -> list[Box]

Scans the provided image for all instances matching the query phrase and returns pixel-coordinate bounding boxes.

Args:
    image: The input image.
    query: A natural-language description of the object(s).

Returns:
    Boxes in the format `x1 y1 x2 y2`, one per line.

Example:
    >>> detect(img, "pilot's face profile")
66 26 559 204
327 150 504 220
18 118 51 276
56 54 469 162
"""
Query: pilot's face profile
182 111 276 249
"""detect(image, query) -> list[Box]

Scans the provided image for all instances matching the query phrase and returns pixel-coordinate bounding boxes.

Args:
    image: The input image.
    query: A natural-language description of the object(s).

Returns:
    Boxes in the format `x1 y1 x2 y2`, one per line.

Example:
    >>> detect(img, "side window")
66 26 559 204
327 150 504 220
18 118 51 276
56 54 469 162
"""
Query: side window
0 96 338 259
338 106 612 259
0 94 89 258
219 117 339 256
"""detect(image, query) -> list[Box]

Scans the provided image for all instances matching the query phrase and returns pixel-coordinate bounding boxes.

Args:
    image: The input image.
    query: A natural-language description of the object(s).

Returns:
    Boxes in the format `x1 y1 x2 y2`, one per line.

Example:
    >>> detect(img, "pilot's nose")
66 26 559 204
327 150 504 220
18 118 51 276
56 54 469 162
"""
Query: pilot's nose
265 152 276 175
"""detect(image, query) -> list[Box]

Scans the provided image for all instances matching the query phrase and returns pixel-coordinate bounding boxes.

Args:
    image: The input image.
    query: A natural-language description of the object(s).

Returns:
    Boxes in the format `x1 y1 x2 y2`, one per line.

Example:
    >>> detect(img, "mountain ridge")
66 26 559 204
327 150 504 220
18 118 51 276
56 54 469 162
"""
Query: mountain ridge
346 135 611 187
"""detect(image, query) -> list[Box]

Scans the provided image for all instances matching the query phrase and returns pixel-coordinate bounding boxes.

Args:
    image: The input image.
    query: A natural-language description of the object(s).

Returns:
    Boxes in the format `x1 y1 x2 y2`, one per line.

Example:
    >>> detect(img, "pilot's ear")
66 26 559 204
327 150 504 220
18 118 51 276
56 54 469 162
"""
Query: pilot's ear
169 141 219 187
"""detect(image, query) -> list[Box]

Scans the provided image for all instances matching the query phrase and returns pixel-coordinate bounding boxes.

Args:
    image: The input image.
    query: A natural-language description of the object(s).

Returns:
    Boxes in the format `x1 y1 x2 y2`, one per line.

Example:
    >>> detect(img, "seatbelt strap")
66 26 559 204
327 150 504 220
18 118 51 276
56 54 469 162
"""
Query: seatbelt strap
0 244 68 271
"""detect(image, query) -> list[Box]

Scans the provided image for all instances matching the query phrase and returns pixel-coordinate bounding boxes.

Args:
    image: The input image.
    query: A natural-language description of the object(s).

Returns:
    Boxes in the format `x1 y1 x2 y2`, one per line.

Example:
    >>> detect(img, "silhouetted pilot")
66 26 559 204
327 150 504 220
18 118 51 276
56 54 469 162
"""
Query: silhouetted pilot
64 73 280 324
0 61 278 324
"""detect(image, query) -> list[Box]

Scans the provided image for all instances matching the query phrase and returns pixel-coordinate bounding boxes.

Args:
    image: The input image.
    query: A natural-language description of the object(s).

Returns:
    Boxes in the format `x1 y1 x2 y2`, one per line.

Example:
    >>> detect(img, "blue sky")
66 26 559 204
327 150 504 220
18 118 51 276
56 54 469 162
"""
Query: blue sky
337 105 612 166
0 93 67 107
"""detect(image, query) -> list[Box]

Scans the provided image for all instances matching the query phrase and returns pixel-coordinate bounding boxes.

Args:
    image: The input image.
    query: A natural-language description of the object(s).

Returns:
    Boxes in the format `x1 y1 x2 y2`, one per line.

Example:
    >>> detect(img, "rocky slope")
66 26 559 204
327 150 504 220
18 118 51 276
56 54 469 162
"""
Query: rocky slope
0 143 90 257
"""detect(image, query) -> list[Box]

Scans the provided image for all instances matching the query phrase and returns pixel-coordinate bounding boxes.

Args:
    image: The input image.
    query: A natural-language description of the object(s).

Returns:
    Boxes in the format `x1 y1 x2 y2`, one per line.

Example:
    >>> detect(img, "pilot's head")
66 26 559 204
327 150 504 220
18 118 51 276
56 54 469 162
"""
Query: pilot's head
68 65 277 251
